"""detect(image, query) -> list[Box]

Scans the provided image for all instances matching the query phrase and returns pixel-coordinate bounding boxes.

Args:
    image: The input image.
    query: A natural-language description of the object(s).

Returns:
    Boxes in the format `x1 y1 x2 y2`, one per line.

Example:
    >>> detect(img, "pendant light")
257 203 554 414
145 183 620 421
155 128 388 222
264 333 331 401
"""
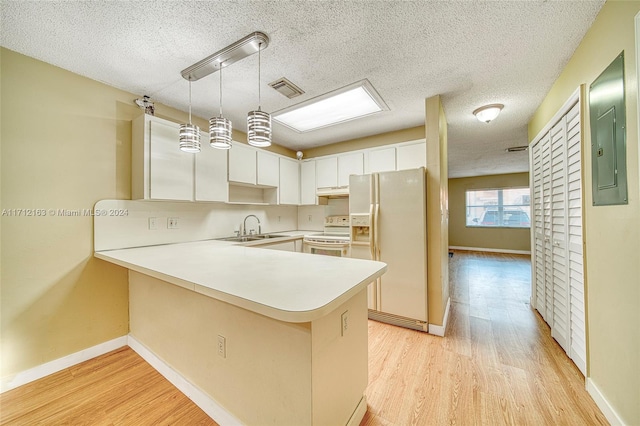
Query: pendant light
209 62 232 149
179 80 201 152
247 42 272 147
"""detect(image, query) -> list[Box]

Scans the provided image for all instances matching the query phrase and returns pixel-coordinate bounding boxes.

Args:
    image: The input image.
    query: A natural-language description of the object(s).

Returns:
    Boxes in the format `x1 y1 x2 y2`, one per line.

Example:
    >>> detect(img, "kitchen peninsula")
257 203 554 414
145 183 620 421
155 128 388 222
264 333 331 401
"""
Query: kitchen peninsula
95 238 386 425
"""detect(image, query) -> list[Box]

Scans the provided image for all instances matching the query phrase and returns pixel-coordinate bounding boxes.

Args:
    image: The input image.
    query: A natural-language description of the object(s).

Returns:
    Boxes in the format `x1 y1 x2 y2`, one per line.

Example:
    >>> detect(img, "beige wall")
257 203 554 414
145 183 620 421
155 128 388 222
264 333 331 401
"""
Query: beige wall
425 95 450 327
528 1 640 424
449 173 531 252
0 47 293 379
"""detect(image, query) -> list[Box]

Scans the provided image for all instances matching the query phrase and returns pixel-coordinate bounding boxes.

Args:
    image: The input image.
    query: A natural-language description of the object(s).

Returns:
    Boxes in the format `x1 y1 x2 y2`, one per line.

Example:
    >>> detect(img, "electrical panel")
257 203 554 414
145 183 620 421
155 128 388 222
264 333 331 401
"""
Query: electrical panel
589 52 627 205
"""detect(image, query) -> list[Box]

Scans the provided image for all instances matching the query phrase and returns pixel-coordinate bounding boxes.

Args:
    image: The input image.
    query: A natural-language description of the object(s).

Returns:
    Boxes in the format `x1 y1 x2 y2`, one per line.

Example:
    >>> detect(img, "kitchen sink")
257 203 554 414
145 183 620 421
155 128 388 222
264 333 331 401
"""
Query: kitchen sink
215 236 263 242
215 234 289 243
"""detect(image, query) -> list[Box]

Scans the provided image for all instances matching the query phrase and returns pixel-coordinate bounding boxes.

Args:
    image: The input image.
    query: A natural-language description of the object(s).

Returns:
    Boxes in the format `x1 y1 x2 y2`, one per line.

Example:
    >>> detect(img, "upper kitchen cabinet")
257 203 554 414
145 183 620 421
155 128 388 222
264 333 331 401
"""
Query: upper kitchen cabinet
300 160 317 205
396 141 426 170
366 147 396 173
257 151 280 187
228 142 257 185
227 141 278 204
279 157 300 205
316 157 338 188
337 152 364 187
132 114 194 201
195 135 228 202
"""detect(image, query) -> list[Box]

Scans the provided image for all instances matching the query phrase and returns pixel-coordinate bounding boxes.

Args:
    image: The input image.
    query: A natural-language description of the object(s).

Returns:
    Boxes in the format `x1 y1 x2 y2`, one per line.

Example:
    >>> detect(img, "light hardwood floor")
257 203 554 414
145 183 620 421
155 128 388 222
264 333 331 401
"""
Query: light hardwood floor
1 251 607 425
0 347 217 425
361 250 607 425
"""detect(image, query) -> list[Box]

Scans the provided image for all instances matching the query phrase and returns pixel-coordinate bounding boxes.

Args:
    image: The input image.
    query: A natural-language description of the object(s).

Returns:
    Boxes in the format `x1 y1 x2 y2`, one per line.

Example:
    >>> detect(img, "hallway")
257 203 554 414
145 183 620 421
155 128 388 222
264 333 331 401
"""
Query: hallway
362 250 607 425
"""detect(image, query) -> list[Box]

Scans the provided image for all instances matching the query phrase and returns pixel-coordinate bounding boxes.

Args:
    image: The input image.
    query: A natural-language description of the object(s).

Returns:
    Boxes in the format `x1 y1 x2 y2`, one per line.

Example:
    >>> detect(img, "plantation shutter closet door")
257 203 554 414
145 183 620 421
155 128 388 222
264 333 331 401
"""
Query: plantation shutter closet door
531 138 546 319
529 88 586 376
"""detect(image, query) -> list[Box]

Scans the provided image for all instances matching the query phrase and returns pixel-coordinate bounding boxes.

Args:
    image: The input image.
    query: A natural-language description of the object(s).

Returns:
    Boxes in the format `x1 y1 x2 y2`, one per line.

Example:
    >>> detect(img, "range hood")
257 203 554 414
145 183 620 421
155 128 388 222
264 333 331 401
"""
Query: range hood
316 186 349 198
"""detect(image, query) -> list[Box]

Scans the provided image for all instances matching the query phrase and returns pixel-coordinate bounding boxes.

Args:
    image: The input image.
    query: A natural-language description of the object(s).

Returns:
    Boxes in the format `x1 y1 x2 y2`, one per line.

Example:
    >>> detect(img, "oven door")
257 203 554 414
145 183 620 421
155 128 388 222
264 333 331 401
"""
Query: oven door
303 240 350 257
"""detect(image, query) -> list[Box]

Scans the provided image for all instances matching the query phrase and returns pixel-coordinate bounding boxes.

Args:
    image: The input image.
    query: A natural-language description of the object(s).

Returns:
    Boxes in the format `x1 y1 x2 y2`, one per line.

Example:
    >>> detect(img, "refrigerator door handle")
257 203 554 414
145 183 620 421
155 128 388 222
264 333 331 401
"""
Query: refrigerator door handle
369 203 375 260
374 203 380 261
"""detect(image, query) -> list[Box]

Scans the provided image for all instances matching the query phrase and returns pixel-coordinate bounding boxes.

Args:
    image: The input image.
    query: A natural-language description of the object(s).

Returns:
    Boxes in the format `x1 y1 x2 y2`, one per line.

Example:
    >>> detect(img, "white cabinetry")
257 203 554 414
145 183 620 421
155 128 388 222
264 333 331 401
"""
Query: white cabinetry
195 137 228 202
228 142 257 185
337 152 364 187
396 142 426 170
279 157 300 205
132 114 194 201
300 160 317 205
257 151 280 187
316 157 338 188
366 147 396 173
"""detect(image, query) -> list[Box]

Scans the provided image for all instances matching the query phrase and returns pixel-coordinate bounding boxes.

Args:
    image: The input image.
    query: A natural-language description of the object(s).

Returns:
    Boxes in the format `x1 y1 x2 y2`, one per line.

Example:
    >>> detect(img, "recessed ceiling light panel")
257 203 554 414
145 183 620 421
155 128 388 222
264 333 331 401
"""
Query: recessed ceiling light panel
273 79 389 132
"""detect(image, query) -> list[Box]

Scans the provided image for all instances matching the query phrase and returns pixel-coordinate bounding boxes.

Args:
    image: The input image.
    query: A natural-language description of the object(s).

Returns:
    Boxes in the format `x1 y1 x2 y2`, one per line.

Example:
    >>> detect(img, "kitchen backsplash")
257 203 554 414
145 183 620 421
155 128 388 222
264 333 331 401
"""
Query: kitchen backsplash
94 200 298 251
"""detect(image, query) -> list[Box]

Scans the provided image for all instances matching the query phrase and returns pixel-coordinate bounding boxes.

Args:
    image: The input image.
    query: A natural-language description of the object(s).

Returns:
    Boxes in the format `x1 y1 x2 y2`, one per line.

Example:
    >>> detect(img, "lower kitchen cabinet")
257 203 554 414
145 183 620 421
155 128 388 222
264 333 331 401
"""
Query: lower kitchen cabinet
259 240 296 251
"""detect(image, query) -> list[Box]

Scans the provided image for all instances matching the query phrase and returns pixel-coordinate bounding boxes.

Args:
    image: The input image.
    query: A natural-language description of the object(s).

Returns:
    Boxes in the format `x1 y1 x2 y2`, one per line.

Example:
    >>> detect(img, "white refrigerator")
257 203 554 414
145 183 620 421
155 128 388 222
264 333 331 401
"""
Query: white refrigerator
349 168 428 331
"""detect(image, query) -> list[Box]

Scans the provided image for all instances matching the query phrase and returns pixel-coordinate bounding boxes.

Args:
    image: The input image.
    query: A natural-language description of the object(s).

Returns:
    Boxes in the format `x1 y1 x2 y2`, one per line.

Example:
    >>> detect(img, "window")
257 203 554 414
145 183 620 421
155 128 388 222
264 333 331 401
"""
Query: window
466 188 531 228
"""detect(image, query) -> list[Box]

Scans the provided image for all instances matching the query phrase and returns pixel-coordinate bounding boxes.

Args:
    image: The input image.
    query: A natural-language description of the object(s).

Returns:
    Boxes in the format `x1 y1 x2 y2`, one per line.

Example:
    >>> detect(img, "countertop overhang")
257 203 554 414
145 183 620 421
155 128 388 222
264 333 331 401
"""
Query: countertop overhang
95 239 386 323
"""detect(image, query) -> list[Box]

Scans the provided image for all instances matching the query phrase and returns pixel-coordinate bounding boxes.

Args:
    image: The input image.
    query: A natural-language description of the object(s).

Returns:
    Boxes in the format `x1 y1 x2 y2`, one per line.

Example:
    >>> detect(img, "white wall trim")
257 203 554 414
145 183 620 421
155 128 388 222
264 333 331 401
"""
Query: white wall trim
586 378 626 426
428 297 451 337
0 335 128 394
127 335 242 426
449 246 531 255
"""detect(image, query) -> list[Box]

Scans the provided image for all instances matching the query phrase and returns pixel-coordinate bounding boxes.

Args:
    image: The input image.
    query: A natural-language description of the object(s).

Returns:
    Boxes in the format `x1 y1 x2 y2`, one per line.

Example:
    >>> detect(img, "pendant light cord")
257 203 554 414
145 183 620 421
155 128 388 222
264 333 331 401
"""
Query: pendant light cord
188 80 193 124
219 64 224 117
258 42 262 111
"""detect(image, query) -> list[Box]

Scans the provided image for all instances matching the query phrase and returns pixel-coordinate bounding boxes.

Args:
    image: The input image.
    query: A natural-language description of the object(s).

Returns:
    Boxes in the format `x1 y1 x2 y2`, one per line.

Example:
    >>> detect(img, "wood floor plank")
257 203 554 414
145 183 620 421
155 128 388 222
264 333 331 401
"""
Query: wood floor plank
363 250 608 426
0 347 217 426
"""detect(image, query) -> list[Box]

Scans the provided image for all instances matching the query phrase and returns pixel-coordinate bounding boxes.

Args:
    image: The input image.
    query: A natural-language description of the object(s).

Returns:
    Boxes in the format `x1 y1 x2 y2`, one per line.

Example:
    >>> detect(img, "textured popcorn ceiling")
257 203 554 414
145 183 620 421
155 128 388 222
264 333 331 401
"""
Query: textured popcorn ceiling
0 0 604 178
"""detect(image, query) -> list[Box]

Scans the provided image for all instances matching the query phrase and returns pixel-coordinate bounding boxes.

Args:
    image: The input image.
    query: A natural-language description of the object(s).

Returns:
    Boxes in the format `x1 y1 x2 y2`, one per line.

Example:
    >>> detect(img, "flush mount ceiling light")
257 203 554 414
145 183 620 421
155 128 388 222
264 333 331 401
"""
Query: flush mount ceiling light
473 103 504 123
179 80 201 153
272 79 389 133
209 63 232 149
247 42 272 147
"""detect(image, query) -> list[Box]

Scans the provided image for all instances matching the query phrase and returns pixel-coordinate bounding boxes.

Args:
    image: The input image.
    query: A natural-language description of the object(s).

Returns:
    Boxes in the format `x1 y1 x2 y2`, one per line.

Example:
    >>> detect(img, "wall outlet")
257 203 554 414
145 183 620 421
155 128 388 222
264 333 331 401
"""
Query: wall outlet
148 217 158 230
167 217 179 229
278 215 281 223
217 335 226 358
308 215 312 222
341 311 349 336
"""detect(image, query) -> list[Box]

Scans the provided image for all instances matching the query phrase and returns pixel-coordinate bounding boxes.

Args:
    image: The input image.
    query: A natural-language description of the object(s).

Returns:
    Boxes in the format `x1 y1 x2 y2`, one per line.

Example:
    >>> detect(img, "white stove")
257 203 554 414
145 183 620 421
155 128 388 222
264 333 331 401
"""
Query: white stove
303 216 350 257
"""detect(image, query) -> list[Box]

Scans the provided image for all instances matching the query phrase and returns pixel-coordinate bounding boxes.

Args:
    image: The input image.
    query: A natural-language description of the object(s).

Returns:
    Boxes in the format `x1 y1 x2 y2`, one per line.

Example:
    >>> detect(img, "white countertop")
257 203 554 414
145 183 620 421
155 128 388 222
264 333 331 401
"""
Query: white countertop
95 237 386 323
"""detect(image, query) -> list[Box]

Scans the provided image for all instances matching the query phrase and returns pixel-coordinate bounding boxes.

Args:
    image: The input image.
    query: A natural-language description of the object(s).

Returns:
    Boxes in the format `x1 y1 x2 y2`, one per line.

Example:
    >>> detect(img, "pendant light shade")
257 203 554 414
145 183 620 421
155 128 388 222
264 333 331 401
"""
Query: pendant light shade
247 109 272 147
180 80 201 152
209 63 232 149
179 123 201 152
248 42 271 147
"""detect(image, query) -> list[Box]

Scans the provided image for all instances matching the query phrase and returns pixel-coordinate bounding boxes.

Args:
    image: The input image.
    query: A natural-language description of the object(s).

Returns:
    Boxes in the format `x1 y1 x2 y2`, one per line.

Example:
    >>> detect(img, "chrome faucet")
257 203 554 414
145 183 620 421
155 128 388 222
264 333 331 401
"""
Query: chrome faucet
243 214 261 236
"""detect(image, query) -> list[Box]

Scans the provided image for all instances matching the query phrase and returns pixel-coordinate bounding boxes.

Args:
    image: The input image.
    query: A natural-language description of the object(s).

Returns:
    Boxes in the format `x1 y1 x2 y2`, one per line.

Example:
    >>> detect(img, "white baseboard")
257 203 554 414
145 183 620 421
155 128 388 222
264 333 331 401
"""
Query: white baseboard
586 378 626 426
428 297 451 337
0 335 128 393
127 336 242 426
346 395 367 426
449 246 531 255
